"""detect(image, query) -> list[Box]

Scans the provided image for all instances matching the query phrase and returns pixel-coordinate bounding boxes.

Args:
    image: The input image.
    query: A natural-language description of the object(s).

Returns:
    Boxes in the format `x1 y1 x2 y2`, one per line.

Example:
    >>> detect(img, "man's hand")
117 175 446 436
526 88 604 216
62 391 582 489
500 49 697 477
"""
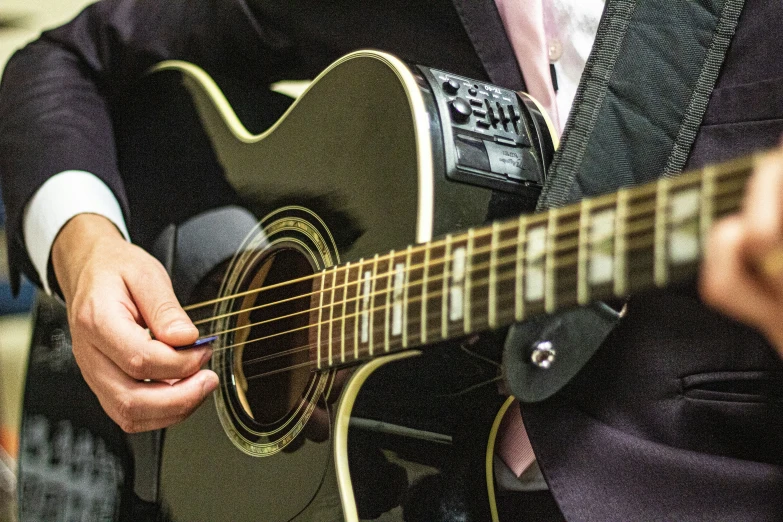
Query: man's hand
700 145 783 357
52 214 219 433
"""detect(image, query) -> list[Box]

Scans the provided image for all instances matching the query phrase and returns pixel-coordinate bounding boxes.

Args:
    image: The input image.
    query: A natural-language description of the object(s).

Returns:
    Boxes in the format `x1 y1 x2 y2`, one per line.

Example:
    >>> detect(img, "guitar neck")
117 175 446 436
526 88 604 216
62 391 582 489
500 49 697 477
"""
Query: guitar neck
311 153 759 370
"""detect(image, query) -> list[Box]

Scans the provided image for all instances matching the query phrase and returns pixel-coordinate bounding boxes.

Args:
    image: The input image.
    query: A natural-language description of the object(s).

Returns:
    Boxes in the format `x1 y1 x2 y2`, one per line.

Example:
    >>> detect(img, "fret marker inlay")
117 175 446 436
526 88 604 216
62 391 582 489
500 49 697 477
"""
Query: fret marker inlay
589 209 616 285
392 263 404 336
525 226 546 302
669 189 701 264
360 270 371 344
450 247 466 322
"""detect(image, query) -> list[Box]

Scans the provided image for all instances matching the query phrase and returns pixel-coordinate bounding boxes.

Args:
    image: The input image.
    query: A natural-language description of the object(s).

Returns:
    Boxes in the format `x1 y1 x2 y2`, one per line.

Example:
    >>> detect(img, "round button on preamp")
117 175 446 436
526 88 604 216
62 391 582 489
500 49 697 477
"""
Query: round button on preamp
443 78 461 95
449 97 472 123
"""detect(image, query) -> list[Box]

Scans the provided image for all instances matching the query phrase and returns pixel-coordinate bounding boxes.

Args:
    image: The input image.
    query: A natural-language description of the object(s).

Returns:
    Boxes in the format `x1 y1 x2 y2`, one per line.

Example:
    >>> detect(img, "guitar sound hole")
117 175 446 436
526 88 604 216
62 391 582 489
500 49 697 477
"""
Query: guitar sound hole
231 248 315 426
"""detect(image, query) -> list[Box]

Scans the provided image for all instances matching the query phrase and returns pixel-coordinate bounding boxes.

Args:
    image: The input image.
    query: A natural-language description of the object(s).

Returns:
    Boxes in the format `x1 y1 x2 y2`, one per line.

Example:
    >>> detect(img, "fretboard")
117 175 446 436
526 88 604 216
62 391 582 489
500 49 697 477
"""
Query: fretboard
311 153 759 370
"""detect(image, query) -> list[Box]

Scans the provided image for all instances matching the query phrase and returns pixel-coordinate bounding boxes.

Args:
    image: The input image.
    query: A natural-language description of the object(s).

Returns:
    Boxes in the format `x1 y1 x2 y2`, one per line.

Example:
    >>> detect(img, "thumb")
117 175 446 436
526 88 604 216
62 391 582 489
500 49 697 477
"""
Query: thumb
128 260 199 347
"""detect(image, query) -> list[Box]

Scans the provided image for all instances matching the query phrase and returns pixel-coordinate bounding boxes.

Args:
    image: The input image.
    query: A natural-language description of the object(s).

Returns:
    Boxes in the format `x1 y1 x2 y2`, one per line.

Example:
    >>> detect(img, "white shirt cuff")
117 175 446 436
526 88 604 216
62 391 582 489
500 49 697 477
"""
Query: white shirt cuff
23 170 130 295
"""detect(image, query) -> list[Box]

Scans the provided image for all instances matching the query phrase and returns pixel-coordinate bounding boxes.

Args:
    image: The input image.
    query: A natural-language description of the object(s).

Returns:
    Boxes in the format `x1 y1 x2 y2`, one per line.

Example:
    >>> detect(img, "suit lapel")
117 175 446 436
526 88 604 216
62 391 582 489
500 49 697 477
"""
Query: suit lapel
450 0 526 90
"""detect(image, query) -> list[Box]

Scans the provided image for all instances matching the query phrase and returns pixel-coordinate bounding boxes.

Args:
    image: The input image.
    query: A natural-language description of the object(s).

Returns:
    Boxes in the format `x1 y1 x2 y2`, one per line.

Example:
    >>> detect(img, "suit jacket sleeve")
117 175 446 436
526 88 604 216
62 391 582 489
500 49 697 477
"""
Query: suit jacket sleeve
0 0 283 292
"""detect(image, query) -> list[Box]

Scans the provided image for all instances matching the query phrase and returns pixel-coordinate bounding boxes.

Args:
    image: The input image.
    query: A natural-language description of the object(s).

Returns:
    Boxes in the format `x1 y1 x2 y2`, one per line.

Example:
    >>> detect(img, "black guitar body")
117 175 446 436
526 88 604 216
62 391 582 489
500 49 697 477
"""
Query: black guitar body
18 52 553 521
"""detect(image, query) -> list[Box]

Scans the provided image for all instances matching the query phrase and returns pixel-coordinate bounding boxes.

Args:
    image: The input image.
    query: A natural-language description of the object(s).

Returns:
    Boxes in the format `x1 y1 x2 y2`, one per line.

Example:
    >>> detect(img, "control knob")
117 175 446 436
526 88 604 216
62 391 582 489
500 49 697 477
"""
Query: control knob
443 78 461 94
449 97 472 123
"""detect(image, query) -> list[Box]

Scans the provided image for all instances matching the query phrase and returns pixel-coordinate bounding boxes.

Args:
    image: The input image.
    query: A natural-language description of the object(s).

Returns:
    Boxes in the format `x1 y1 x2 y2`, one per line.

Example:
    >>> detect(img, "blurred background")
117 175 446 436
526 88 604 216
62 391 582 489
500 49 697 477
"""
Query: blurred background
0 1 95 518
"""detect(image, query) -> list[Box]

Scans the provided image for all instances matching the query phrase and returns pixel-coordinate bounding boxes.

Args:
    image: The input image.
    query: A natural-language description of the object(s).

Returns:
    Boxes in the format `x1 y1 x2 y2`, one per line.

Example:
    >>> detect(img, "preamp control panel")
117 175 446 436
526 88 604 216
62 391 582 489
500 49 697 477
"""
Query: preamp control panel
417 66 555 199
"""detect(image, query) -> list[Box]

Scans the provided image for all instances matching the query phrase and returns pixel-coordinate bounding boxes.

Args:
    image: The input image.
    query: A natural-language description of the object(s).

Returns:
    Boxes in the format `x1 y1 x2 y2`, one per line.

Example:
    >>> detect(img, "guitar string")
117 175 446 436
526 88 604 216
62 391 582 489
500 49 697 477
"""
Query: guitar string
197 189 747 380
207 192 744 381
188 185 744 359
218 294 522 383
182 173 748 352
152 166 751 381
232 256 704 382
181 161 753 316
182 174 717 317
215 191 746 381
187 176 719 328
188 185 745 345
193 192 732 348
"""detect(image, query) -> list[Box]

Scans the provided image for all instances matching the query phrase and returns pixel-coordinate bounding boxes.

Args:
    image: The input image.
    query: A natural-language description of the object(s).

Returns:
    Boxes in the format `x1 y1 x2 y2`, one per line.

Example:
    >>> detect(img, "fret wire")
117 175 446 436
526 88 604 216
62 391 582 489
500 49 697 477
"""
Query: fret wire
515 215 526 322
316 269 326 369
442 235 452 339
384 252 393 353
404 179 747 319
545 208 558 314
500 173 740 253
354 259 363 360
450 179 737 268
654 178 670 287
320 240 587 282
418 247 637 317
489 222 499 328
341 262 349 363
465 229 475 334
577 199 591 304
576 188 729 248
421 246 430 344
699 169 715 254
403 246 412 349
614 189 629 296
369 255 379 356
328 265 338 366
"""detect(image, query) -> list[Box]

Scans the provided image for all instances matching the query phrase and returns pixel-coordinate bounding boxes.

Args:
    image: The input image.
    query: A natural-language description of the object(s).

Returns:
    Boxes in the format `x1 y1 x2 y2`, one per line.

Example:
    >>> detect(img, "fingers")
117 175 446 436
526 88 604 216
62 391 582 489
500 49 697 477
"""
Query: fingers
77 342 219 433
125 260 199 347
51 214 221 431
700 216 778 328
71 280 209 382
700 147 783 356
60 228 203 380
739 150 783 281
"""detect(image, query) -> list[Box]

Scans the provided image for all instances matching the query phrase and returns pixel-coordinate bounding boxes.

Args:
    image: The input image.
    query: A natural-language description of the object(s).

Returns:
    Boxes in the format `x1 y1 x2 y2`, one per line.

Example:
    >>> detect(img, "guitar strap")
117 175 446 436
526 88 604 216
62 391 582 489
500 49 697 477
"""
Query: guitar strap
504 0 747 403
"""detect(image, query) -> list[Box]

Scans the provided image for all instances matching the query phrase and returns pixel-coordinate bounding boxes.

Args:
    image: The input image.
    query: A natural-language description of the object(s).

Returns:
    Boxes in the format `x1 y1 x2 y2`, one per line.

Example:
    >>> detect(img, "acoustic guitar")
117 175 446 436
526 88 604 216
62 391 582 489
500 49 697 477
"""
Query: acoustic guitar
18 50 758 521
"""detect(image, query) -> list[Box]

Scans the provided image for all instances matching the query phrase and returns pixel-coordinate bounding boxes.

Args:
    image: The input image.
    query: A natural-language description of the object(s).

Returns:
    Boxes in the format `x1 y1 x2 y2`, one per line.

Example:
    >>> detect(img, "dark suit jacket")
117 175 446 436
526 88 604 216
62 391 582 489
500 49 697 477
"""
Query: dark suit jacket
1 0 783 520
